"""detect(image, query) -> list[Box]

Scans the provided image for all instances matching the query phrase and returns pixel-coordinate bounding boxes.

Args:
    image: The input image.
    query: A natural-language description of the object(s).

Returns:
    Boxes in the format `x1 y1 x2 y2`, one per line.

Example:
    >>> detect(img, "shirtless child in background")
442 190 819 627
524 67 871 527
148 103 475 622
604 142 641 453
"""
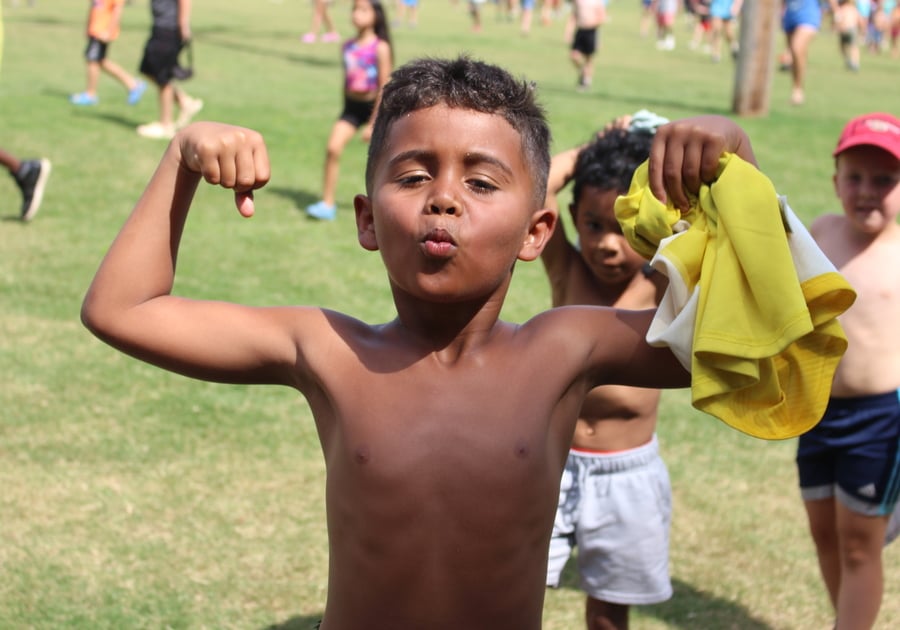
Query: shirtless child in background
541 113 672 630
798 112 900 630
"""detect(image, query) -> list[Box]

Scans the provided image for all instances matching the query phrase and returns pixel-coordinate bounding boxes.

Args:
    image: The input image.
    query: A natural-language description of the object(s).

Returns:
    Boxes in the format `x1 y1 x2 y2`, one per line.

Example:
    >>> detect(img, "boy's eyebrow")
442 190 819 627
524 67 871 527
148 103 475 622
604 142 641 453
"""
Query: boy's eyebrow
387 149 515 178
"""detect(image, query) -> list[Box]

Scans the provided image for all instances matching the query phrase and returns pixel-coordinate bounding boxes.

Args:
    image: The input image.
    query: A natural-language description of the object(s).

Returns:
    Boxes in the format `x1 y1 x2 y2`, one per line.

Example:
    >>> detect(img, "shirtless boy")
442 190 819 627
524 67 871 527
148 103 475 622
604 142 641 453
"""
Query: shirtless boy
542 115 672 630
82 56 758 630
799 112 900 629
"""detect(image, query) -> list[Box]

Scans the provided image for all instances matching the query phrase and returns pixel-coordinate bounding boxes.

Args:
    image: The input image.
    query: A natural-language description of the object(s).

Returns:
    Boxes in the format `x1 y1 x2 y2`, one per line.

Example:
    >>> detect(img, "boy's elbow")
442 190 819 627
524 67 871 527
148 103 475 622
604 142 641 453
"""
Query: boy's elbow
80 294 105 339
80 291 117 342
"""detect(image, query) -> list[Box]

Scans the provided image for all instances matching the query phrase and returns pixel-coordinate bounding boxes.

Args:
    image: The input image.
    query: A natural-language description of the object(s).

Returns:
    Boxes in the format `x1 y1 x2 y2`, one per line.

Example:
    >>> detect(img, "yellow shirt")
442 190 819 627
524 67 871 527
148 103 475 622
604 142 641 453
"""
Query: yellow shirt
615 153 856 439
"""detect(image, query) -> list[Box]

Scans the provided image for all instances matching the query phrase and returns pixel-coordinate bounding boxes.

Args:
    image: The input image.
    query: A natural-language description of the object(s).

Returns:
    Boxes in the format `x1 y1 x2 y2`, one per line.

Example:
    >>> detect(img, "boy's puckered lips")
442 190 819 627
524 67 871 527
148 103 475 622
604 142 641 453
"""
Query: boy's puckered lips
833 112 900 160
422 227 457 257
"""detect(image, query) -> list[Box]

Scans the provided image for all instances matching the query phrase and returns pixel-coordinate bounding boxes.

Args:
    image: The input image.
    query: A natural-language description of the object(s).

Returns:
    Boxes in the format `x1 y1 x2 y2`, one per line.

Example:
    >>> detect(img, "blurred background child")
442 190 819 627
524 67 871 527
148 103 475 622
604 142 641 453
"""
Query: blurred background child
70 0 146 106
306 0 393 220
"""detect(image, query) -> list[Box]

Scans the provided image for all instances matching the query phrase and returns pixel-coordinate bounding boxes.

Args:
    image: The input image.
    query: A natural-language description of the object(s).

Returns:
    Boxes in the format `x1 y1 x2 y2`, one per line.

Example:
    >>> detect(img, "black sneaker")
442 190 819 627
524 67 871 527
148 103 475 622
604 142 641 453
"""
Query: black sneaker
14 158 51 221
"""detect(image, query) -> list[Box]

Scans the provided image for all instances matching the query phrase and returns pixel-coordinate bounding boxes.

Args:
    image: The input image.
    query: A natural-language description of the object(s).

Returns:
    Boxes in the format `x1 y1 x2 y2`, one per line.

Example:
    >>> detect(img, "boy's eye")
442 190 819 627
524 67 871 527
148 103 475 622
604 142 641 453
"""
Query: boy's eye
396 172 429 186
874 174 899 188
468 178 498 194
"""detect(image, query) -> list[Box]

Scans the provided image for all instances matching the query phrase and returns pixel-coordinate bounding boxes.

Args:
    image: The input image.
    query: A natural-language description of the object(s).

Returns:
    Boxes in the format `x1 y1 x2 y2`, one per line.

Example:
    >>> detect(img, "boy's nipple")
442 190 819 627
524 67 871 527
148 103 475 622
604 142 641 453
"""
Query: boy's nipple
354 445 371 465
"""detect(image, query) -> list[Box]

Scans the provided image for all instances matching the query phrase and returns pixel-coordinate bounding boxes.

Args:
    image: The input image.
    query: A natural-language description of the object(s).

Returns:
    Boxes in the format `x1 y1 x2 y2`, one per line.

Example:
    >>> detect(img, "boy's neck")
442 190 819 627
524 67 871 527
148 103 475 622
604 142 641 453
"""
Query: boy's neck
389 289 510 360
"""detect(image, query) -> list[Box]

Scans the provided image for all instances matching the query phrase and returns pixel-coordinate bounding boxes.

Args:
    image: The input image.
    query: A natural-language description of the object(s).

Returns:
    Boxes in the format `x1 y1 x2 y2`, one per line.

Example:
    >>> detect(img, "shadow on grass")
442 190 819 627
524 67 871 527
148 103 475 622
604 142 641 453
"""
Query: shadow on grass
537 82 732 118
69 110 145 133
266 185 320 216
197 31 341 71
261 613 323 630
2 14 79 28
555 561 774 629
642 578 775 629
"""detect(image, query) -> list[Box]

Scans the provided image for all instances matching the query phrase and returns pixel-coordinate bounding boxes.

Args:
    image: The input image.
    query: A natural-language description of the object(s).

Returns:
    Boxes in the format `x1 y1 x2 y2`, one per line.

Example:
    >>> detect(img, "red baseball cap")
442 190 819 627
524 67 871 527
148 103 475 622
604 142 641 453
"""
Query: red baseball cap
833 112 900 160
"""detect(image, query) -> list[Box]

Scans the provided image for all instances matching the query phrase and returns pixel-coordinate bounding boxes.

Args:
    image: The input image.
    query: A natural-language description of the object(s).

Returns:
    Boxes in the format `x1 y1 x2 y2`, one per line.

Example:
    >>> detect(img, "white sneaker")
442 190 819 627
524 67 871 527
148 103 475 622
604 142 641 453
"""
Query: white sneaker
176 97 204 129
136 121 176 139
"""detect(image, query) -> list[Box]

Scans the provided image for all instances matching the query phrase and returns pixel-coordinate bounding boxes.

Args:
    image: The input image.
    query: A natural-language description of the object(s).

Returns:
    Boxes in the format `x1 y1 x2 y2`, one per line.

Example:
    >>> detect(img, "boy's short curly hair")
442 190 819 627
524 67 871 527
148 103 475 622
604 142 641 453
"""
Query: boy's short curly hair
366 56 551 206
570 128 653 217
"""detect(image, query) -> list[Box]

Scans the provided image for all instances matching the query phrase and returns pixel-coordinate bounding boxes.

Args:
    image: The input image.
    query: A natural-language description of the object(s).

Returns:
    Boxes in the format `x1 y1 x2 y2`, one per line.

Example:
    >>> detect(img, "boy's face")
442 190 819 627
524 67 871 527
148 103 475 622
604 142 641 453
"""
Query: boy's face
355 104 555 302
570 186 646 286
833 145 900 235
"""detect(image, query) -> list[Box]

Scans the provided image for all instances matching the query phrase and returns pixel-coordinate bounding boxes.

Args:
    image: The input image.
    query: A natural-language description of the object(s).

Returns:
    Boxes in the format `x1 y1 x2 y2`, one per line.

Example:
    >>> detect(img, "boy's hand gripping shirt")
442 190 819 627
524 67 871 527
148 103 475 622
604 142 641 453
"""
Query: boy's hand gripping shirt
615 153 856 440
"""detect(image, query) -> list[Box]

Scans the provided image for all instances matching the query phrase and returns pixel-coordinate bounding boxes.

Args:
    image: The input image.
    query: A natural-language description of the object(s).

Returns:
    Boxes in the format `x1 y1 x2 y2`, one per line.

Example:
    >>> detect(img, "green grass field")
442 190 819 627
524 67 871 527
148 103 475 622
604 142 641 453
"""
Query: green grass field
2 0 899 628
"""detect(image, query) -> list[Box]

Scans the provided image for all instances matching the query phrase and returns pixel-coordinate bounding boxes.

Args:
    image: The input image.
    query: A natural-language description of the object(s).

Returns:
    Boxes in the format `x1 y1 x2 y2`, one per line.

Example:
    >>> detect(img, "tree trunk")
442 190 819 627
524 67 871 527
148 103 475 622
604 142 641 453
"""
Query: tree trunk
732 0 782 116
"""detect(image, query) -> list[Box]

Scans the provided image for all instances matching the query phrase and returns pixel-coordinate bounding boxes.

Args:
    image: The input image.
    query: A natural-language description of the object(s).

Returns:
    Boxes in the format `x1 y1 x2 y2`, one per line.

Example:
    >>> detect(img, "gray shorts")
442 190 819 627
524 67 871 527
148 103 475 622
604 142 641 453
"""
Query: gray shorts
546 435 673 604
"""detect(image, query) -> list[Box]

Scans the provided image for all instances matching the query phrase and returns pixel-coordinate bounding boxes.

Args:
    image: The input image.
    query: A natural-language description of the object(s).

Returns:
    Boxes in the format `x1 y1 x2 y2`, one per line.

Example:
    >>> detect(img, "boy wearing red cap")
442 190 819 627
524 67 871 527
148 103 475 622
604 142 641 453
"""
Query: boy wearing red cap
798 112 900 629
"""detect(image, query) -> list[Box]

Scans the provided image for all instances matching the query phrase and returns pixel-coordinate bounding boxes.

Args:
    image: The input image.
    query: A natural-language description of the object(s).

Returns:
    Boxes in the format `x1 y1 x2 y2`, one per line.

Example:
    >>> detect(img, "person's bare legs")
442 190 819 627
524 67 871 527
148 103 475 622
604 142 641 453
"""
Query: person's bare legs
570 49 591 89
304 0 338 40
319 0 337 33
710 16 724 61
724 19 737 57
173 85 203 128
320 119 357 207
585 597 629 630
158 83 176 127
137 81 177 138
788 24 817 104
0 148 22 174
100 58 141 91
805 496 890 629
83 60 102 97
834 503 888 629
805 497 841 608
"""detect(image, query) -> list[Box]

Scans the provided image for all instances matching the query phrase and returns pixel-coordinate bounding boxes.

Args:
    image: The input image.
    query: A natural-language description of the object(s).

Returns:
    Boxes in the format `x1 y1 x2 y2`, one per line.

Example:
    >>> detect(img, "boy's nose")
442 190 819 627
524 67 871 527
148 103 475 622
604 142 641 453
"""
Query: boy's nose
596 233 622 253
429 202 459 215
427 188 460 216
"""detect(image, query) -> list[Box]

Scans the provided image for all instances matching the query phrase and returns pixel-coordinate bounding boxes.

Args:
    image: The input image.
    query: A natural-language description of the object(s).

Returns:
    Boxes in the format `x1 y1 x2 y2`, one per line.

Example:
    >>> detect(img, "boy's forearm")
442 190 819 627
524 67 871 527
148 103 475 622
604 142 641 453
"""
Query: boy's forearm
546 147 580 202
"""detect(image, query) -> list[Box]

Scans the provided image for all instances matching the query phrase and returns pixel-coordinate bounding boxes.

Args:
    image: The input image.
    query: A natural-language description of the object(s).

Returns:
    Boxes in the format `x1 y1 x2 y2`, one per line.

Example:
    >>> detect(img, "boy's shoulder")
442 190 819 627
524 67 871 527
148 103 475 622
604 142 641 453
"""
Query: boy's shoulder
810 212 845 233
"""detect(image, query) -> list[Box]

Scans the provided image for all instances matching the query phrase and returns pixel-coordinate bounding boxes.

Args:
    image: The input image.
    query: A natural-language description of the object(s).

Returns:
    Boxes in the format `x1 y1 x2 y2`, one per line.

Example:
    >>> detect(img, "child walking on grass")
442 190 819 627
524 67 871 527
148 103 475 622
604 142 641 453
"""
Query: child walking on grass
541 111 674 630
302 0 340 43
82 55 837 630
136 0 203 139
70 0 146 107
1 4 50 221
569 0 606 91
798 112 900 630
306 0 392 221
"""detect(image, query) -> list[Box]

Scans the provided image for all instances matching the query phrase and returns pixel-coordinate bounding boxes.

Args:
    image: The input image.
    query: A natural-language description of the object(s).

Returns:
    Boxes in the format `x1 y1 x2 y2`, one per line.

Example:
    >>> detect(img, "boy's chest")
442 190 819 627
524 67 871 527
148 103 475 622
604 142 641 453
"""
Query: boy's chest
321 360 575 480
561 263 657 309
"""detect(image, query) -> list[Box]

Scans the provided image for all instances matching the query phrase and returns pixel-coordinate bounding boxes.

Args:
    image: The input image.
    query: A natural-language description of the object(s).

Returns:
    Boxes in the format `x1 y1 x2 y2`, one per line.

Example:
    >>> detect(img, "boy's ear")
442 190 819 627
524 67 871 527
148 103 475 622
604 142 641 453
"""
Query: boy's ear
355 194 379 251
518 207 558 262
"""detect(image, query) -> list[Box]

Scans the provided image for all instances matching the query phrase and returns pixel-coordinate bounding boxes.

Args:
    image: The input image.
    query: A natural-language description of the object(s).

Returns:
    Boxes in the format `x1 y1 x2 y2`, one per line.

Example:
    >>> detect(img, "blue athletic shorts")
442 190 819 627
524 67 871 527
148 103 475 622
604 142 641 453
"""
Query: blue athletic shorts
797 390 900 516
782 0 822 32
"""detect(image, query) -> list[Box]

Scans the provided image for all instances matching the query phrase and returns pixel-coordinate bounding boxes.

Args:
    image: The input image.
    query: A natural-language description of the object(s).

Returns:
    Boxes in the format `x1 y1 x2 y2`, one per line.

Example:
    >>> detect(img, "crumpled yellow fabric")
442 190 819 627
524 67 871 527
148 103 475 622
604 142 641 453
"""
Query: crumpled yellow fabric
614 153 856 440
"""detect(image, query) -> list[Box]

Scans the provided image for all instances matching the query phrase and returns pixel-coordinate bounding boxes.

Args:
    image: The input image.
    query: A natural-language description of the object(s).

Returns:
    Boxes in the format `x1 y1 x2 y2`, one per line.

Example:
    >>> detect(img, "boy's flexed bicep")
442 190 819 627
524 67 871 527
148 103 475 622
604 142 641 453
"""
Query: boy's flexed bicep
81 122 315 386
